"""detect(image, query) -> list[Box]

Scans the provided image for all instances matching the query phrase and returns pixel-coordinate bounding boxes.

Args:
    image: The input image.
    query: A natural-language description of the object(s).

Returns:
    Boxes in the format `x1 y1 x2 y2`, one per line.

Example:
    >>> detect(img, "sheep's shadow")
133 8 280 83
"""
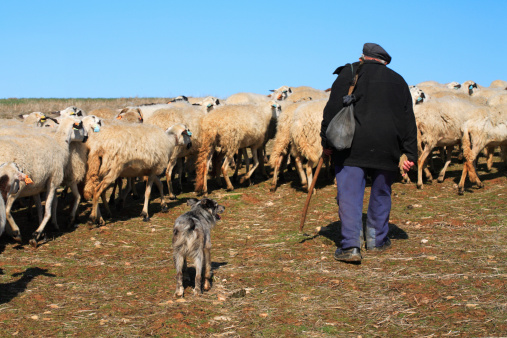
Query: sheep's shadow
301 214 409 247
180 261 228 291
2 203 80 248
0 267 56 304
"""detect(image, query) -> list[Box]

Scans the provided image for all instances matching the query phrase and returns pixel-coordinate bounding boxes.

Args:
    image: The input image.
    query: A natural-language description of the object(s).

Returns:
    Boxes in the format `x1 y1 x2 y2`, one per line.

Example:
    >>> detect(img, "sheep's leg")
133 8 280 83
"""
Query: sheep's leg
243 149 250 176
485 146 495 171
240 147 259 186
214 153 225 186
89 178 116 226
270 154 284 192
117 178 132 211
258 148 267 179
175 158 184 193
67 182 81 228
417 145 433 189
232 151 243 183
294 155 307 190
154 176 168 212
140 175 156 222
30 185 58 247
5 194 22 242
458 160 469 195
221 156 234 191
501 145 507 167
437 146 453 183
201 151 214 196
51 194 59 231
193 251 204 296
34 194 43 225
165 158 178 200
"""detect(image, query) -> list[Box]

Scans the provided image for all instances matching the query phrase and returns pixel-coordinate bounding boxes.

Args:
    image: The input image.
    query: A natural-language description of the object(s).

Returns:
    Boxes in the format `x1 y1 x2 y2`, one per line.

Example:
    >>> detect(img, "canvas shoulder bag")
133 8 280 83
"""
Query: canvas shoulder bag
325 63 360 150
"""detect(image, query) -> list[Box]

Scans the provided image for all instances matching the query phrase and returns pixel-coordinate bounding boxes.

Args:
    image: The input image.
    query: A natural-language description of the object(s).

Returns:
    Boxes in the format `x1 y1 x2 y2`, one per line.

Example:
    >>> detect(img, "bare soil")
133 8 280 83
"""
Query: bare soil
0 99 506 337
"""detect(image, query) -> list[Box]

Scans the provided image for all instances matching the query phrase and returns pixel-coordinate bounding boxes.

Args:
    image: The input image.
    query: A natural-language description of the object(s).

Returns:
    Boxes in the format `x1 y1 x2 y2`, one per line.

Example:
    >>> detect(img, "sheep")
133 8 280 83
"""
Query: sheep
195 101 281 195
58 106 87 118
88 107 120 120
0 117 88 246
83 122 192 225
269 86 292 101
487 92 507 107
414 97 490 189
490 79 507 89
61 115 104 227
284 86 329 103
144 105 208 199
225 92 271 105
269 101 309 192
21 112 47 126
0 118 22 127
458 105 507 194
288 99 328 192
0 163 31 237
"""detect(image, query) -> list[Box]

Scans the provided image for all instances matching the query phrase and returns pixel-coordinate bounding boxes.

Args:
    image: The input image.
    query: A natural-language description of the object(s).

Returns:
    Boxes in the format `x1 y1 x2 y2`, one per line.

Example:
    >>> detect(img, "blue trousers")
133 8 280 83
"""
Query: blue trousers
335 165 395 250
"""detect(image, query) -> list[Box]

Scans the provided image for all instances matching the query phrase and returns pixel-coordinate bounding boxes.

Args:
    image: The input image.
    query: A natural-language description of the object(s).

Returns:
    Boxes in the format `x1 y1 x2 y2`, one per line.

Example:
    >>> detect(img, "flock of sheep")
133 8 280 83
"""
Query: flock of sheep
0 79 505 247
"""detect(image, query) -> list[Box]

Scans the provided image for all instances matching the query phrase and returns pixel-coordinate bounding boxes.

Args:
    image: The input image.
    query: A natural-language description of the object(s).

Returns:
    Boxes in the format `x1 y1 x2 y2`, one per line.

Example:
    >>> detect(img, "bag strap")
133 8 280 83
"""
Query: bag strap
347 63 361 95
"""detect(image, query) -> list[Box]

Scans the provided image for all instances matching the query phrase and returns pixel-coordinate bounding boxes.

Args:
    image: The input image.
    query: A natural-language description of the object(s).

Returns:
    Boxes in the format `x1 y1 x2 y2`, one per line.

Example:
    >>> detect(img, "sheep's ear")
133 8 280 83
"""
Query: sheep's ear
120 108 128 114
269 89 275 92
215 99 220 105
186 198 199 207
288 88 292 93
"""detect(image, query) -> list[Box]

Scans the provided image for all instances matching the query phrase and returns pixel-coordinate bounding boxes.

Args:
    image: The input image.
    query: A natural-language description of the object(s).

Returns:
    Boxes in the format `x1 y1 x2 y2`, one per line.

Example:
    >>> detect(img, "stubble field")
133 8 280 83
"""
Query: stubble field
0 99 506 337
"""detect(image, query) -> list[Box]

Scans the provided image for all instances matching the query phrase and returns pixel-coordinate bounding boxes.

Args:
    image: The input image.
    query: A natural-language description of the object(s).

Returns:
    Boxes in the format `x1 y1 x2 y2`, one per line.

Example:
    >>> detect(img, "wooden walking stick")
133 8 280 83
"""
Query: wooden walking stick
299 156 325 231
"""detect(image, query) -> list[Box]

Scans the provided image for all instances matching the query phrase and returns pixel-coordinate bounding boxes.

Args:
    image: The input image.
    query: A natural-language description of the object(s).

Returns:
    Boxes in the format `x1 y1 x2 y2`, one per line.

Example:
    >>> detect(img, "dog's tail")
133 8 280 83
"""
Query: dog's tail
194 126 219 193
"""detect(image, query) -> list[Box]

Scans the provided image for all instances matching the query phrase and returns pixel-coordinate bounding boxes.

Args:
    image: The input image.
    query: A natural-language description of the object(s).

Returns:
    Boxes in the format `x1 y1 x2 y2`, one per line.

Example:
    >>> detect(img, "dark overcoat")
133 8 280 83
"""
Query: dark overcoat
320 59 418 172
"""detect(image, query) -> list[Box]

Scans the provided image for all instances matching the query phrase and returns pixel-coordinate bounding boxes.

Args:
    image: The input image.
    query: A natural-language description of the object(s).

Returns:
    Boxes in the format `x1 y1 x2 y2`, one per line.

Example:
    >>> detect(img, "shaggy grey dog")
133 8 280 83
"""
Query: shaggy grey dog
172 198 225 297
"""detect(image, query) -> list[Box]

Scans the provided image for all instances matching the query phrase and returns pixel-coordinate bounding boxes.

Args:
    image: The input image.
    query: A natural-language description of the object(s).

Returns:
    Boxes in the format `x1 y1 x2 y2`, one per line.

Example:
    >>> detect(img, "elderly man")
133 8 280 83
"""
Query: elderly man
320 43 417 262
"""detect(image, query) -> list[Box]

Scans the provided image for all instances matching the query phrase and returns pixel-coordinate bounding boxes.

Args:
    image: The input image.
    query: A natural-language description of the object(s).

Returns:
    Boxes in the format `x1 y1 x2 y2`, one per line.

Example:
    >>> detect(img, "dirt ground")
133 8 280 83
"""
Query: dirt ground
0 100 506 336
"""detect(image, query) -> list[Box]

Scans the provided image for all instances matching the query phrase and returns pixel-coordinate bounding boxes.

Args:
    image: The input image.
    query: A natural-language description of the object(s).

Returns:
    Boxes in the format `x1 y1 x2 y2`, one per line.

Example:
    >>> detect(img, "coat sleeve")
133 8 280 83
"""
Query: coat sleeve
321 65 352 150
399 86 418 163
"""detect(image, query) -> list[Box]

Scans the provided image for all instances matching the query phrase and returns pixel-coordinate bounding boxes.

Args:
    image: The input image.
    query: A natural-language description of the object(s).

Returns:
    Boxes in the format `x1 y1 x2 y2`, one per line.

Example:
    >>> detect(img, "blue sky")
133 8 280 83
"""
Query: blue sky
1 1 505 99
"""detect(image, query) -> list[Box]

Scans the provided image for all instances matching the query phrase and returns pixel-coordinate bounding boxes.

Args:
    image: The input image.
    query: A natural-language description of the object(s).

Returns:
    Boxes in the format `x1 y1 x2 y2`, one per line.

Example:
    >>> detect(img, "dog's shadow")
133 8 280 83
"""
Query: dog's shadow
302 214 409 247
182 261 228 290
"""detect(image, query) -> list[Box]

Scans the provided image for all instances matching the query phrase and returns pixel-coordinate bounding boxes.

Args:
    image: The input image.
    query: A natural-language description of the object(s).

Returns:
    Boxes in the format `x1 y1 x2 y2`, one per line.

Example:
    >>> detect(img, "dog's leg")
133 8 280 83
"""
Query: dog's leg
203 244 212 291
193 252 204 296
174 254 185 297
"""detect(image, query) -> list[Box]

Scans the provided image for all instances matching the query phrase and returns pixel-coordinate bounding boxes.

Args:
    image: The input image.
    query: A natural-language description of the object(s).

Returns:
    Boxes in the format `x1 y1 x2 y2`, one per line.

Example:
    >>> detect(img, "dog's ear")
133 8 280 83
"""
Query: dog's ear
201 198 215 209
186 198 199 207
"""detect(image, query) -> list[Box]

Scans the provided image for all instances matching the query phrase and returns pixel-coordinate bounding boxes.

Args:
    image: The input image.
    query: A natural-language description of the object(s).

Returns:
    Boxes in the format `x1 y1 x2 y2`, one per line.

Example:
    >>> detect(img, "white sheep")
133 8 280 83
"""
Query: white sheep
144 105 205 199
269 86 292 101
288 99 328 192
490 80 507 89
269 101 308 192
0 117 88 246
458 105 507 194
61 115 104 227
58 106 87 118
414 97 490 189
224 92 271 105
0 163 30 237
284 86 329 103
83 122 191 225
195 101 281 195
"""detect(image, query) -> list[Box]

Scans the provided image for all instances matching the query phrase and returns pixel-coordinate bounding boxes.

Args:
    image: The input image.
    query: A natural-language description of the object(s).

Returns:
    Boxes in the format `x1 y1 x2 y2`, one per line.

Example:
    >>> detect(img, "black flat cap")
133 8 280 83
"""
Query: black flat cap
363 43 391 64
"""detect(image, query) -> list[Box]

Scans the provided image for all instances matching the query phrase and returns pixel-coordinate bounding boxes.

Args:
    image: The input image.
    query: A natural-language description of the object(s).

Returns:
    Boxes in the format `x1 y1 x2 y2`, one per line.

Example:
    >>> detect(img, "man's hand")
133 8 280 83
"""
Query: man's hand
323 148 333 156
402 160 414 176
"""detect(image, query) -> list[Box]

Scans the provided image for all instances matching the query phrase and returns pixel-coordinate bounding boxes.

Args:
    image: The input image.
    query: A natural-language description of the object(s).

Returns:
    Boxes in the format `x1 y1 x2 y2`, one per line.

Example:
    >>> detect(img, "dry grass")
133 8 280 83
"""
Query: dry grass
0 99 506 336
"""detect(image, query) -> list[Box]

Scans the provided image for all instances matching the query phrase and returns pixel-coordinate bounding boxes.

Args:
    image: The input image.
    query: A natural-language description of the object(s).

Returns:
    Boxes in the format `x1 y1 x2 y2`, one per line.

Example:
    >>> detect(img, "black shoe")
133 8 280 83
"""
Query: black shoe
334 247 362 262
367 238 391 252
